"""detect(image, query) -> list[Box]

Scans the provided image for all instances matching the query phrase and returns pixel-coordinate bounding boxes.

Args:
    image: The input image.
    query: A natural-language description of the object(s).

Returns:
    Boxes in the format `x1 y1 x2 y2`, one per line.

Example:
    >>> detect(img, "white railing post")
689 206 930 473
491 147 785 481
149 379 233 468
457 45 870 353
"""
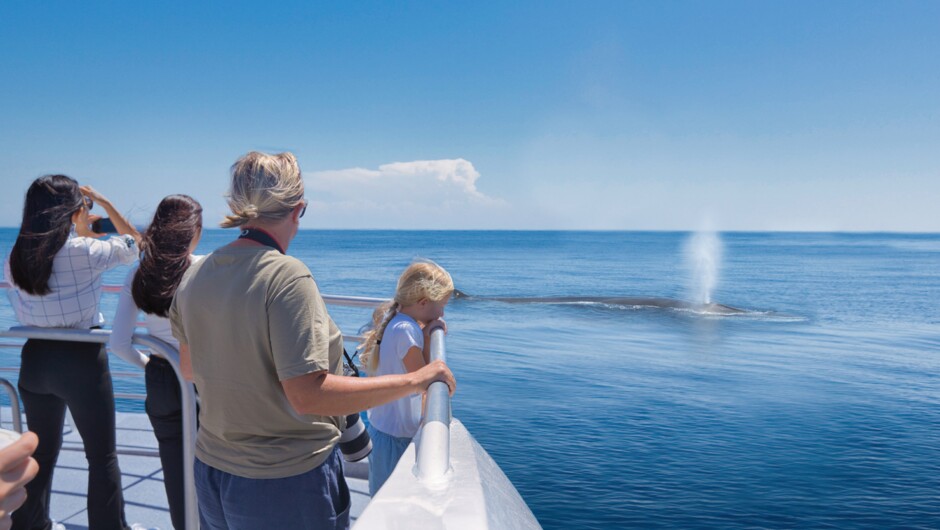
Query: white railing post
416 327 451 481
131 335 199 530
0 378 23 433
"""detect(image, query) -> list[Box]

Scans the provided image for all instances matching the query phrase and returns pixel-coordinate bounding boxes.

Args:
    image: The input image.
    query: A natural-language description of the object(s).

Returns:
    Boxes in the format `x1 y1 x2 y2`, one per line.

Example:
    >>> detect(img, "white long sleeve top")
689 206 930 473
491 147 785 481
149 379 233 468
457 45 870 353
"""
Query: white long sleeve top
109 256 202 369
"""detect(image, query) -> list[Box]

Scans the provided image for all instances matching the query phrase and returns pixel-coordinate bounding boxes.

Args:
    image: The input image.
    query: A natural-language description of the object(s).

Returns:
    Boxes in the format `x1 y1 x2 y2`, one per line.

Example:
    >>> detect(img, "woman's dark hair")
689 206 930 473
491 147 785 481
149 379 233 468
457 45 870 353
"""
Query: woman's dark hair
132 195 203 317
9 175 85 295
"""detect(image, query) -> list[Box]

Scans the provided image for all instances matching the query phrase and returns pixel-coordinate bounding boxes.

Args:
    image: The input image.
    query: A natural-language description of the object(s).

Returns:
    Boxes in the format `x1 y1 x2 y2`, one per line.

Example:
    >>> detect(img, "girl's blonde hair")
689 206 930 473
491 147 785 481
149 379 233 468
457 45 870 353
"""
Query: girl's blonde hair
220 151 305 228
359 260 454 374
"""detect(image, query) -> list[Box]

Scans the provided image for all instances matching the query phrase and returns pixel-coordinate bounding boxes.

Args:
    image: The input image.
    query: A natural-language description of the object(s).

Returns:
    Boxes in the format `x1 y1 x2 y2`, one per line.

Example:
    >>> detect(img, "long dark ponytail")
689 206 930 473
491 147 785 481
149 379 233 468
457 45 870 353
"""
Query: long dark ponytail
132 195 203 317
9 175 85 295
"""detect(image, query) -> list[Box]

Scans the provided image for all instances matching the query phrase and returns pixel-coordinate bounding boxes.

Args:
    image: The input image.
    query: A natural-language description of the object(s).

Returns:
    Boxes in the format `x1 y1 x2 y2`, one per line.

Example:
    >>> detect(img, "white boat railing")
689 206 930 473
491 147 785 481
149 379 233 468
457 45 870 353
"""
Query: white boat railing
417 327 451 481
0 325 201 530
0 283 466 529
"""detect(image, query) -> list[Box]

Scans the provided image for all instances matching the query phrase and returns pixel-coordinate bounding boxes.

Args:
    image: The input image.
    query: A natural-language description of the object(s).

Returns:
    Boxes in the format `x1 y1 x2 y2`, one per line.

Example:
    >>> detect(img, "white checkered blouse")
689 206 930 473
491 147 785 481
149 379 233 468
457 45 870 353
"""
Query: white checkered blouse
4 231 138 329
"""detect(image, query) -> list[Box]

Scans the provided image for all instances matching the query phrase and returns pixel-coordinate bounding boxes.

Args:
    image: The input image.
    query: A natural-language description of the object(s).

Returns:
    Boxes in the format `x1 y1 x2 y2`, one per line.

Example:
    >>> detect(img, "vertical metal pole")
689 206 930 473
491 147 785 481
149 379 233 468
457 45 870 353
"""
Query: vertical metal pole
0 379 22 433
416 328 451 481
133 335 199 530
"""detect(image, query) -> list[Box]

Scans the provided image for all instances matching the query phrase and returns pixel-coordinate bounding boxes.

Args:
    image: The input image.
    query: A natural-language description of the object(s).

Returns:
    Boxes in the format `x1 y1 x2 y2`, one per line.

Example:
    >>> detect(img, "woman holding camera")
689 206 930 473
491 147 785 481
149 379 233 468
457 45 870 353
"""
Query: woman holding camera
169 152 456 530
4 175 139 530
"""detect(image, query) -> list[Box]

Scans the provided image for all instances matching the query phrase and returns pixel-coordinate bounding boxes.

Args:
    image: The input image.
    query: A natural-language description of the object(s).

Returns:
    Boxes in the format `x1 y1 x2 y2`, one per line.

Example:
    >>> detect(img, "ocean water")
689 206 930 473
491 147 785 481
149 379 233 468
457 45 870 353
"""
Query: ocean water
2 229 939 529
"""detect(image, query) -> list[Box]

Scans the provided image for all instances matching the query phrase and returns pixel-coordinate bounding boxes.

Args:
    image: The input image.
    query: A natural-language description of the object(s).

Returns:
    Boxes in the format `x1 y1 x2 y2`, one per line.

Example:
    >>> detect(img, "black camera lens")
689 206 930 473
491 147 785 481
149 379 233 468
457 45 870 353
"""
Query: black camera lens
339 412 372 462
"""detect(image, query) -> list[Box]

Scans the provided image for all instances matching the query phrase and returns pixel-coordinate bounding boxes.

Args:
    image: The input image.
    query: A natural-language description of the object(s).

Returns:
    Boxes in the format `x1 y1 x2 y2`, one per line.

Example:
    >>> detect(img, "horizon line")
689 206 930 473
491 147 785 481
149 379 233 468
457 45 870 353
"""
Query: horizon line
1 227 938 235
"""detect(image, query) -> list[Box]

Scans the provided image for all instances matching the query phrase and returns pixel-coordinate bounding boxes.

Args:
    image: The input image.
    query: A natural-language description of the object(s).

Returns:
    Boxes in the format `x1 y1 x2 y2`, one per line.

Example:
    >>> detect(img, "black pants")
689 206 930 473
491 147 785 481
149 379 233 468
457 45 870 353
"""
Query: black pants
145 355 190 530
13 339 128 530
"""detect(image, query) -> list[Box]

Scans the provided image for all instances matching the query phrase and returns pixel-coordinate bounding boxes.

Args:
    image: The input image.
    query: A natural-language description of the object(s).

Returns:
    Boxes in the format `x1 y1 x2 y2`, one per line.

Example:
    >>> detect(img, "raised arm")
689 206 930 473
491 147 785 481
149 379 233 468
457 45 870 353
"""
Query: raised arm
80 185 141 243
179 343 193 382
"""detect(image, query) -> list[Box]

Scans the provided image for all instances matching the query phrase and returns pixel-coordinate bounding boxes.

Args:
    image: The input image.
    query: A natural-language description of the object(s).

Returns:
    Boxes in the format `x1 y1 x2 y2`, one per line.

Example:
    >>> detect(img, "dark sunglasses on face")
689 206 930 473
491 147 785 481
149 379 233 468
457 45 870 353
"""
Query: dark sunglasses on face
83 196 94 211
299 200 307 218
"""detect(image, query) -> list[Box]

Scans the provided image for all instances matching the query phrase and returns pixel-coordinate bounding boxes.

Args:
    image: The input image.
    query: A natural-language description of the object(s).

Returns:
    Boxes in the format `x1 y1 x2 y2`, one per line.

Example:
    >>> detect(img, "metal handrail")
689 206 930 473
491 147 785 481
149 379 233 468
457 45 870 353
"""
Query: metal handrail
321 294 388 307
416 327 451 481
0 282 387 307
0 378 23 433
0 326 200 530
132 333 200 530
0 368 146 419
0 281 123 294
0 327 114 343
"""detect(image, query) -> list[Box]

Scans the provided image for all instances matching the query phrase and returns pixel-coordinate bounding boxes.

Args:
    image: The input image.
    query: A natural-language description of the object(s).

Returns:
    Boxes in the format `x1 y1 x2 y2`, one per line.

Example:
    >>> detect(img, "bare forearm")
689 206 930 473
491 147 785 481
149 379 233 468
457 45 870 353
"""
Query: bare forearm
100 200 140 241
179 344 193 382
288 372 417 416
283 359 455 417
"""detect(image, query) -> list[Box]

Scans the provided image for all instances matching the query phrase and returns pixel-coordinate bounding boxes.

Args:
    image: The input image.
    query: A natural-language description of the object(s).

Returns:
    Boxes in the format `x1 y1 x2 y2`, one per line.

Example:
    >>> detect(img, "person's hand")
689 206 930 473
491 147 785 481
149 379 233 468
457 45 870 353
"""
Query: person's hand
413 359 456 396
80 184 140 242
73 213 106 239
0 431 39 530
79 185 111 208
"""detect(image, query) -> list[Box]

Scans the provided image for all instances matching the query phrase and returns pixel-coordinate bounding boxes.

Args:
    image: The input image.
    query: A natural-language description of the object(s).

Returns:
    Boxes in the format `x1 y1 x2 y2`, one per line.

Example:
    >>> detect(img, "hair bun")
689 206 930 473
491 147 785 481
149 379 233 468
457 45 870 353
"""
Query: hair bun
243 204 260 219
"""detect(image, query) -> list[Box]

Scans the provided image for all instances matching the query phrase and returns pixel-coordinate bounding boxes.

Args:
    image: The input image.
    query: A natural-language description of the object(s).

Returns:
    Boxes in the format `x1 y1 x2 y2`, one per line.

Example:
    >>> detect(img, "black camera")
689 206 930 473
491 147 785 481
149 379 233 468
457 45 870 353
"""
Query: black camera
339 412 372 462
338 348 372 462
91 217 117 234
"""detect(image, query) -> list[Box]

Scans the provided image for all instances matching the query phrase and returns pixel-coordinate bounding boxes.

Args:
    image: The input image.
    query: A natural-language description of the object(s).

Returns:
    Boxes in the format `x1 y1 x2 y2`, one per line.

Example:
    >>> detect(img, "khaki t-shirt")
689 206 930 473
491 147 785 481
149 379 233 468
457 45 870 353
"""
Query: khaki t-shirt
169 244 345 479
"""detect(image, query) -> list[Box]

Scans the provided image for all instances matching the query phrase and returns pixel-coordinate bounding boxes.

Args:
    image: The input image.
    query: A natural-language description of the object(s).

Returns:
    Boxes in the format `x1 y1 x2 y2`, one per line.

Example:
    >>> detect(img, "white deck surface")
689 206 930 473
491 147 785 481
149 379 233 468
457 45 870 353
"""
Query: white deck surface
1 408 371 530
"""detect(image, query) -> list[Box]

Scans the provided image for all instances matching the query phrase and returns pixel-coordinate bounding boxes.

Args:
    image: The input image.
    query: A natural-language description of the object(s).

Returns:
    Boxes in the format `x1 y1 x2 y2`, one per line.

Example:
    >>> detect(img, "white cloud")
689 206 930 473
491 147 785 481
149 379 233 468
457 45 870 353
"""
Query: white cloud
304 159 508 228
311 158 487 198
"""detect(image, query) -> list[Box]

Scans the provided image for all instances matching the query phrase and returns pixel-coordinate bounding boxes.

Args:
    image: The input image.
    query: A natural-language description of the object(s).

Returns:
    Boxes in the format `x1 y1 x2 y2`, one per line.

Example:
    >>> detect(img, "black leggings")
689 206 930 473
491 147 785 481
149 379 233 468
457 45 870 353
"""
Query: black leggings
145 355 189 530
13 339 128 530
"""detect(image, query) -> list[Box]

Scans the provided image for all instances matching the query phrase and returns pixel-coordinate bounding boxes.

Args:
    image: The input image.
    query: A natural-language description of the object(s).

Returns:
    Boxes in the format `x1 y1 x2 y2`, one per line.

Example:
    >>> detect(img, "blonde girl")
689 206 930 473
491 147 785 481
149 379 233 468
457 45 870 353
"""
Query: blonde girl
359 261 454 495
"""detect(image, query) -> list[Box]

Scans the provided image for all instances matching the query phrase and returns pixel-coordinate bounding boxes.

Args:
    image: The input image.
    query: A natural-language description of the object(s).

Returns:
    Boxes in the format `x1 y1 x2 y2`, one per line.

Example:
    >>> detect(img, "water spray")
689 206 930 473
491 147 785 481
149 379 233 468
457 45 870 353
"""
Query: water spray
685 230 723 305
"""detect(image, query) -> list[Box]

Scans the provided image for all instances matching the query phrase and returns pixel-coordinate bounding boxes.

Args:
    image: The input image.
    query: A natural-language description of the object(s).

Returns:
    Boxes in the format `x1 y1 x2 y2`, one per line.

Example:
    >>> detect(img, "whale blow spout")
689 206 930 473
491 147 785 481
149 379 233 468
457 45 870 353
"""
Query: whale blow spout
685 230 723 305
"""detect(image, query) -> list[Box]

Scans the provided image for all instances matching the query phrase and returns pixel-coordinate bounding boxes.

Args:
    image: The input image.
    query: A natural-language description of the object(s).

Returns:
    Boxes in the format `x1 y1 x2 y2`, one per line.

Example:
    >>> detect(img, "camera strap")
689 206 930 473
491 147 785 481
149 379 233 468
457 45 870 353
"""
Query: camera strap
343 348 361 377
238 228 285 254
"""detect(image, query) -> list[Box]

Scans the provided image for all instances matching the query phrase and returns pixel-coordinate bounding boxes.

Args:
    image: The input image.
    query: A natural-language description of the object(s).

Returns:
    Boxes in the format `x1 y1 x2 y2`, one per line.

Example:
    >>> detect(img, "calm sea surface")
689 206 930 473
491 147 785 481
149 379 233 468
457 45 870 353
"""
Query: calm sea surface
2 229 939 529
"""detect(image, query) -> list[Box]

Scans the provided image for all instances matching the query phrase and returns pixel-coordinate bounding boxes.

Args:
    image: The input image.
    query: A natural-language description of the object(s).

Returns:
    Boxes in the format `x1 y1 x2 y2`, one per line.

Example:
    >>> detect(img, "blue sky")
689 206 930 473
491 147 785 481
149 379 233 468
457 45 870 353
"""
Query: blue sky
1 1 938 231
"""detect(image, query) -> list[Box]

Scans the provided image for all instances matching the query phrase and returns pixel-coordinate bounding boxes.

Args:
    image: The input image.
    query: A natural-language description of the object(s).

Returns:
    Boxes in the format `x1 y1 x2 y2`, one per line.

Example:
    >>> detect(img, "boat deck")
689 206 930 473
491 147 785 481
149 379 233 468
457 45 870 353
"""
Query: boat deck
1 408 372 529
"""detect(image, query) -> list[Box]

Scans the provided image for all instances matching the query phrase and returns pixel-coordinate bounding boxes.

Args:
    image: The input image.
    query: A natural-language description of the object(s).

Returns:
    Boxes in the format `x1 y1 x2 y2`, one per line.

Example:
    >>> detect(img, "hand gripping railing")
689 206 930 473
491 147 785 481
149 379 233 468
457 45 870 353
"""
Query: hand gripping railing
416 327 451 481
0 326 199 530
